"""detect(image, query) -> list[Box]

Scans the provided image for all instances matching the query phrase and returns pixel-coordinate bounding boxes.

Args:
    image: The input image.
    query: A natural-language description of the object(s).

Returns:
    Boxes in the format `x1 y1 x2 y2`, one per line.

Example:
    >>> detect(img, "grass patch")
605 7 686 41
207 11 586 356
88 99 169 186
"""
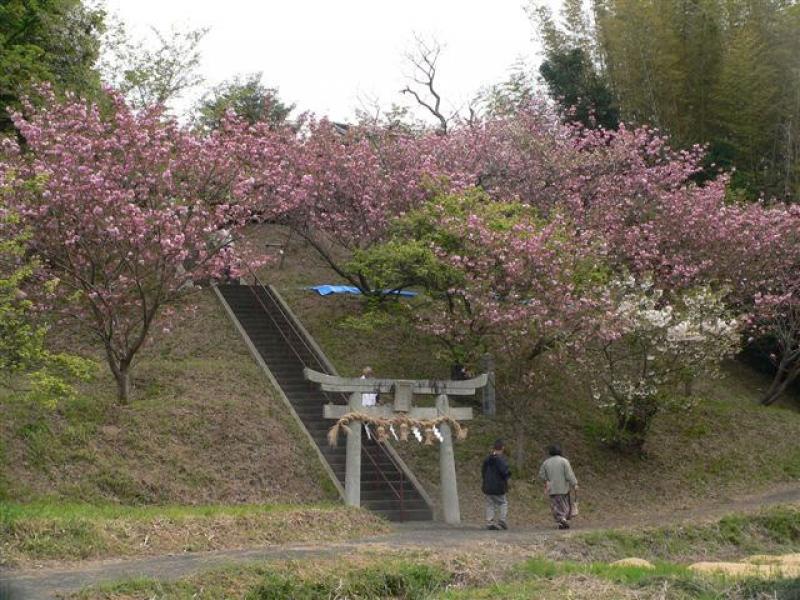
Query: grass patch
442 556 800 599
0 502 390 566
520 556 694 583
559 506 800 563
523 557 800 599
71 548 800 600
0 501 345 523
247 562 450 600
73 558 453 600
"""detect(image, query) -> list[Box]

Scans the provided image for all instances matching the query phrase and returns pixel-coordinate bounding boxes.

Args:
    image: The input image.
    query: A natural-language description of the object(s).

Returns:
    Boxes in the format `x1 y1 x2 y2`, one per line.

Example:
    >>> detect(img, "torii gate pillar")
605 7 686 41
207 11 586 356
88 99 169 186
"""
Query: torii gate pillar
436 394 460 524
344 392 362 507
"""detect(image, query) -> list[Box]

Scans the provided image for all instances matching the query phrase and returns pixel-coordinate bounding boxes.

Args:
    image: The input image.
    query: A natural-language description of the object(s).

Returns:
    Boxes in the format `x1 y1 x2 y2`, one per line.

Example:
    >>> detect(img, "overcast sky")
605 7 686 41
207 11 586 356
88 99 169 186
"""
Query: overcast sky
103 0 559 122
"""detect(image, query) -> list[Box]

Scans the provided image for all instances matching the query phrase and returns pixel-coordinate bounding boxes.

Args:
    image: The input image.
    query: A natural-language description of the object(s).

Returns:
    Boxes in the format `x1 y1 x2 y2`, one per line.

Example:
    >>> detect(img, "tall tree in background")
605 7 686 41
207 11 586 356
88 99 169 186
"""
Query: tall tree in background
530 0 800 201
99 21 207 112
479 65 536 118
195 73 294 131
0 0 104 131
775 3 800 199
539 47 619 129
530 0 618 129
591 0 722 145
711 23 779 192
401 35 457 134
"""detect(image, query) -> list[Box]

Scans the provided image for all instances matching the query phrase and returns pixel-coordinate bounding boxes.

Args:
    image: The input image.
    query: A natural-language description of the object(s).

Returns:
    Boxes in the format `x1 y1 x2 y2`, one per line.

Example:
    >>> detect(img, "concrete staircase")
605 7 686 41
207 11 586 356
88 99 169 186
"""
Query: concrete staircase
216 283 433 522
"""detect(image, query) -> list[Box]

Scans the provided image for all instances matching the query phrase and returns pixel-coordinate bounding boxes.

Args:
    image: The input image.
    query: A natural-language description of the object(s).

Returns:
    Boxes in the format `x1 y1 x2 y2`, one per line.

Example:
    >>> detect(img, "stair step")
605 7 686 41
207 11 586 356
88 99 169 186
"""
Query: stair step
377 509 434 522
363 498 429 510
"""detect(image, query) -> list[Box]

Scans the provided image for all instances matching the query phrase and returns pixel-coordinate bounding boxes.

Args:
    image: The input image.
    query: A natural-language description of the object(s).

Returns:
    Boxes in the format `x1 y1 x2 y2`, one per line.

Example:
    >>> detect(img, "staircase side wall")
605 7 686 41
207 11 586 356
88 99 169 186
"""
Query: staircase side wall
213 285 345 500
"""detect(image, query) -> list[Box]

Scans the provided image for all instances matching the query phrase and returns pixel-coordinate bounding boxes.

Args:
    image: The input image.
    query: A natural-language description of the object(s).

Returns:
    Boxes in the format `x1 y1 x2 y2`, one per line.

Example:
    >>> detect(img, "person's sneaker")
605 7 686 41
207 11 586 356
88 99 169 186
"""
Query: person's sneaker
498 520 508 530
558 521 570 530
487 523 500 530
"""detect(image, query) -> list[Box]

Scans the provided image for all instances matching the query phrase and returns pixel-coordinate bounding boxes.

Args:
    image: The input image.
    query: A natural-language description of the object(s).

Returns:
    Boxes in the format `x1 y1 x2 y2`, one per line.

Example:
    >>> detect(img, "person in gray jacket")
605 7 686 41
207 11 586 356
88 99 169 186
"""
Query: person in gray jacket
538 444 578 529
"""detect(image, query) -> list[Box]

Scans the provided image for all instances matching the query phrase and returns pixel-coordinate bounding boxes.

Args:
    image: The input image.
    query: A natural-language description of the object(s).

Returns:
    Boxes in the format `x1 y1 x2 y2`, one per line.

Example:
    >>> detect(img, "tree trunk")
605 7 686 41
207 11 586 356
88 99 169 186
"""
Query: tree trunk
760 362 799 406
104 345 133 405
615 402 657 453
115 365 131 404
514 420 526 467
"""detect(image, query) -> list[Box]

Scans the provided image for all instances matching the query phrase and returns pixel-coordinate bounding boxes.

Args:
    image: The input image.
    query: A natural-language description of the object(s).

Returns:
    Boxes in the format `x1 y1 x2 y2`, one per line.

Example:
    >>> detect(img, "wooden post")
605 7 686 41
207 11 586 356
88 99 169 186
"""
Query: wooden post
279 227 293 269
481 353 496 416
436 394 460 524
345 392 362 507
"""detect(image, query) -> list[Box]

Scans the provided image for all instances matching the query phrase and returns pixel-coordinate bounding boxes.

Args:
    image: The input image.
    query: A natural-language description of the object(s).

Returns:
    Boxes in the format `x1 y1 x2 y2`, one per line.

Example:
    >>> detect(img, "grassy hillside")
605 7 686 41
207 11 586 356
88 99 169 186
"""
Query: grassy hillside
3 222 799 531
0 287 335 506
262 225 800 526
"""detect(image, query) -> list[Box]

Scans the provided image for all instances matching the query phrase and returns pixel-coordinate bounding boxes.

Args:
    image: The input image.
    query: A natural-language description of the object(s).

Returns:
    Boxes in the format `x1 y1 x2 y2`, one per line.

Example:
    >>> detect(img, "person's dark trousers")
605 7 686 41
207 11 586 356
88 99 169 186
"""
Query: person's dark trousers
485 493 508 527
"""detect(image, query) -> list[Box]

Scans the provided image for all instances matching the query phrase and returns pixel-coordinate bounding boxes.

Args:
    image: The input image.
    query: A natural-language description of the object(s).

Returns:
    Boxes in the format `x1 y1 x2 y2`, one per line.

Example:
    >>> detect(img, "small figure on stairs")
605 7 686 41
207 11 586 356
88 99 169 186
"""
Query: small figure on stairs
360 366 378 407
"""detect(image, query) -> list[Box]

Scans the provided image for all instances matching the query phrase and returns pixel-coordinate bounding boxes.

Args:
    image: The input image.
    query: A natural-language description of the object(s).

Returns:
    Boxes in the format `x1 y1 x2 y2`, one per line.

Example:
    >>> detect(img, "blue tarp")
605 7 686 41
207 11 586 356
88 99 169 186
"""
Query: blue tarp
308 285 417 297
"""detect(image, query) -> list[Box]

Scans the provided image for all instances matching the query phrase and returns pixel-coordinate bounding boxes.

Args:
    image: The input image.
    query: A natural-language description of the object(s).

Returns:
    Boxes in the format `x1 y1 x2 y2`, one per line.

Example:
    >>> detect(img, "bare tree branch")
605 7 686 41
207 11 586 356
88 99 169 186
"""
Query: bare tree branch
401 35 451 134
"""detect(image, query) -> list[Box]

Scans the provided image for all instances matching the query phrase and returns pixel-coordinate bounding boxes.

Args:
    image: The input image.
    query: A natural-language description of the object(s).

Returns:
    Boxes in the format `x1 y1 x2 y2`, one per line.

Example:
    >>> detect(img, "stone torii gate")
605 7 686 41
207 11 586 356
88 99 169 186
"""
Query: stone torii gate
304 368 486 524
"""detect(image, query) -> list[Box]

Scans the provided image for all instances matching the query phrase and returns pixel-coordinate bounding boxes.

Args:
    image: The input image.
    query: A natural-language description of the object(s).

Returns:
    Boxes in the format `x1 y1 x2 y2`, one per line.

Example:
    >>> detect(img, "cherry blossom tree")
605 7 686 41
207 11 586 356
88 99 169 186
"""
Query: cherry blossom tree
271 119 461 299
752 288 800 405
587 278 740 451
550 124 800 407
3 90 261 403
561 128 800 406
712 203 800 405
426 194 609 460
357 189 609 460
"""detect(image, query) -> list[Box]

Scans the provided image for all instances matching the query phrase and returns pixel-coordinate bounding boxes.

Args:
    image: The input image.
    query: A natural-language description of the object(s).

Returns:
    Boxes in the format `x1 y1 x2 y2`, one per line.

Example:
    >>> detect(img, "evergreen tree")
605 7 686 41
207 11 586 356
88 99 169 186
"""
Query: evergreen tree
530 2 619 129
539 47 619 129
195 73 294 131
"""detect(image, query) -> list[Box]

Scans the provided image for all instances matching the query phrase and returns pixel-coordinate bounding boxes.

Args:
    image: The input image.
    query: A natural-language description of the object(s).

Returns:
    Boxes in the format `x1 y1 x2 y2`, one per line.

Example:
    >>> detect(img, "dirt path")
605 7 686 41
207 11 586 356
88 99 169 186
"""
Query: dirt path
583 480 800 530
3 483 800 599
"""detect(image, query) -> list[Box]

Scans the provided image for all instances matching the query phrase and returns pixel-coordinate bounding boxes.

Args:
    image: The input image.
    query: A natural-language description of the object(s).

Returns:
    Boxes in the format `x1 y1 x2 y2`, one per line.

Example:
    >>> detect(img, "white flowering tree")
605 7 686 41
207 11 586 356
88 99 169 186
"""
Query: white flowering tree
589 278 740 452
